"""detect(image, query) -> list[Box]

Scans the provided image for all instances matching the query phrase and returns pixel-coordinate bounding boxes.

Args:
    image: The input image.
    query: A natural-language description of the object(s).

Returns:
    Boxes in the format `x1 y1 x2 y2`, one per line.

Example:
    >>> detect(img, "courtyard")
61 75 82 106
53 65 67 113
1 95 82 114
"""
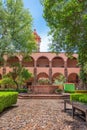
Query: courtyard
0 99 87 130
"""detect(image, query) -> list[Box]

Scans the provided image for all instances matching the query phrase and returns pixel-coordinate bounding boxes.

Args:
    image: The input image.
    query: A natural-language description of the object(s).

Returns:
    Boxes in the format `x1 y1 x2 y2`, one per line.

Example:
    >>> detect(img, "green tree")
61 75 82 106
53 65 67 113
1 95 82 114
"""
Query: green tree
3 63 33 89
42 0 87 86
0 0 36 59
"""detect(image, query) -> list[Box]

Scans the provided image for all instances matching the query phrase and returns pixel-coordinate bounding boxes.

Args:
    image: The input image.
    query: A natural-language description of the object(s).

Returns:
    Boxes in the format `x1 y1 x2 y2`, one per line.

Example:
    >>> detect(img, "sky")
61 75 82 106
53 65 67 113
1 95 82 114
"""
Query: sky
23 0 51 52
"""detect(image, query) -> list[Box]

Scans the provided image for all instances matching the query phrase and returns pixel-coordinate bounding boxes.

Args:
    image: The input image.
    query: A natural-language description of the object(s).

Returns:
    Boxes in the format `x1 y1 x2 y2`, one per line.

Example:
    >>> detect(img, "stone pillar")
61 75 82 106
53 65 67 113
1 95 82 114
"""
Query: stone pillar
49 61 52 84
64 60 68 82
34 61 37 85
2 55 7 75
2 67 6 75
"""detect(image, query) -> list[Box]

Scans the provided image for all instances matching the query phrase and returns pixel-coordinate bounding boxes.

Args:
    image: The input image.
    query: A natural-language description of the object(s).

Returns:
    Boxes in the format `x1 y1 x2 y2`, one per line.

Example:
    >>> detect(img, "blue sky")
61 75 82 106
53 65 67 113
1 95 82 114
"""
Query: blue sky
23 0 50 52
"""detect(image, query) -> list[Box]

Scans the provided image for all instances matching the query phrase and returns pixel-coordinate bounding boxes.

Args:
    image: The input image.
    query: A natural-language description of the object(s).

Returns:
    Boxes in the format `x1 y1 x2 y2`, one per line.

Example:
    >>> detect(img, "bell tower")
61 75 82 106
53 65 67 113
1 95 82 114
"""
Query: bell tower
33 29 41 52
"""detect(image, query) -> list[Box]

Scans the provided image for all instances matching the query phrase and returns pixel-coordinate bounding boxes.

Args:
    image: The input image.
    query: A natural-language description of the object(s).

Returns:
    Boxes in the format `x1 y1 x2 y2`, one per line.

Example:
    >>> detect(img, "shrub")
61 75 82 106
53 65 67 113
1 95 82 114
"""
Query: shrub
0 88 16 92
53 74 66 86
38 78 50 85
75 90 87 93
55 88 62 94
0 92 18 112
0 88 28 93
70 93 87 103
0 77 15 88
17 88 28 93
79 95 87 103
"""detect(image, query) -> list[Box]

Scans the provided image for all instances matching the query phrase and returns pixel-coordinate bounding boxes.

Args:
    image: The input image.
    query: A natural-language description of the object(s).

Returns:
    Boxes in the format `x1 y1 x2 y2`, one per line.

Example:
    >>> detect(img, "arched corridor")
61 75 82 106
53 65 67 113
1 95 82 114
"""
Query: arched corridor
67 57 78 68
22 56 34 67
37 56 49 67
52 57 64 67
52 73 63 81
68 73 79 84
6 56 19 66
37 72 49 79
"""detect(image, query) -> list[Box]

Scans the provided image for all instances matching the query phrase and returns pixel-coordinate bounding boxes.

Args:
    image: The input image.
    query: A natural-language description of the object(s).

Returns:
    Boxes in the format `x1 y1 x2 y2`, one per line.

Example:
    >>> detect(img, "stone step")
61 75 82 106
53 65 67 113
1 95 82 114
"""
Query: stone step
18 94 70 99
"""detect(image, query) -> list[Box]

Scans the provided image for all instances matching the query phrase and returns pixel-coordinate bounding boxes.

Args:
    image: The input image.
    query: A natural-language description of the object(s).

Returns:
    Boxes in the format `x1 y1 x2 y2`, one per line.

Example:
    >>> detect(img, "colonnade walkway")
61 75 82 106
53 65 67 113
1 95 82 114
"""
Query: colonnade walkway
0 99 87 130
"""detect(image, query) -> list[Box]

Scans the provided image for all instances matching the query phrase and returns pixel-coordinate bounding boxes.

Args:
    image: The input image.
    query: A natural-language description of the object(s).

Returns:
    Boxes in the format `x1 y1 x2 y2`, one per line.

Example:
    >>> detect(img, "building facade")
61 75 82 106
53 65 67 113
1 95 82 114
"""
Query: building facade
0 52 80 86
0 30 80 86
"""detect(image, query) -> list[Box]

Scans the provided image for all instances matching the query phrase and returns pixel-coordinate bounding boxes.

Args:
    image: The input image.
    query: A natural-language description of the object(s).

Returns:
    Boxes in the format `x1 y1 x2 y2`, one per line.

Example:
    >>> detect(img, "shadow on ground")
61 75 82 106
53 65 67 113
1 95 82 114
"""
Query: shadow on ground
0 105 18 117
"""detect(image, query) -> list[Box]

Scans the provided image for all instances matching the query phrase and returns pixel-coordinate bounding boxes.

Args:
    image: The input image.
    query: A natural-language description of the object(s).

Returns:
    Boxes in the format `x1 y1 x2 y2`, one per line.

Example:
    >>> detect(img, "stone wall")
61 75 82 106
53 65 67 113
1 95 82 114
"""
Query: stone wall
29 85 58 94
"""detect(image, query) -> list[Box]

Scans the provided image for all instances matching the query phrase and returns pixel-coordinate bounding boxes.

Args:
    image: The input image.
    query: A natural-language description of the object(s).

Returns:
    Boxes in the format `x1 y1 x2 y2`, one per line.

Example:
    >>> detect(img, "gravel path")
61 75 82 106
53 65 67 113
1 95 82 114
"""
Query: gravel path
0 99 87 130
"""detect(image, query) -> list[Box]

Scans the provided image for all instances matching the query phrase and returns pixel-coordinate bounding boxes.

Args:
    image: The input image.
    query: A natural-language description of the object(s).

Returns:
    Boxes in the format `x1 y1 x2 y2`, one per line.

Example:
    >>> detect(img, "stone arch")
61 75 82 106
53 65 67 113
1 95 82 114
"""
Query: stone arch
37 72 49 79
52 56 64 67
6 56 19 66
67 57 78 67
52 72 64 81
68 73 79 83
37 56 49 67
22 56 34 67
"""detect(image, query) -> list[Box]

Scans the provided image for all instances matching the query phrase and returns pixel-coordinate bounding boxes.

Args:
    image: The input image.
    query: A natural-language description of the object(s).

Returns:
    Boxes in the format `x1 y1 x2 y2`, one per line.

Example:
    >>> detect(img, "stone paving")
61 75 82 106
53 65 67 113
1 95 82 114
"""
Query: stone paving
0 99 87 130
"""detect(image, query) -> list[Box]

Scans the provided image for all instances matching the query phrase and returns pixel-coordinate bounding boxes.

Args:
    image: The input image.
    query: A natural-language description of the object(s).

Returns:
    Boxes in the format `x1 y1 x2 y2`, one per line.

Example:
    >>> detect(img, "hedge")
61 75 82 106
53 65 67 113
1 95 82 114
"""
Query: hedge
17 88 28 93
0 88 28 93
70 93 87 103
75 90 87 93
0 92 18 112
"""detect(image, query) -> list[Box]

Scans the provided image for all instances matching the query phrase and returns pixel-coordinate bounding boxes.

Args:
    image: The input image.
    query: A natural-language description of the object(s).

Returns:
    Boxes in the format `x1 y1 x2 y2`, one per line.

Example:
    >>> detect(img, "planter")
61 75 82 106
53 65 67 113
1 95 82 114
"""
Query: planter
30 85 58 94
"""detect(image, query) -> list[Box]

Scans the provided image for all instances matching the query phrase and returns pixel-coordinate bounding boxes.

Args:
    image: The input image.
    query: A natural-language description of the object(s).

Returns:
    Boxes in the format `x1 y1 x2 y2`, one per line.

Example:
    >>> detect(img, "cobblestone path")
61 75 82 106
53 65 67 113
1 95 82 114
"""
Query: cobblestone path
0 99 87 130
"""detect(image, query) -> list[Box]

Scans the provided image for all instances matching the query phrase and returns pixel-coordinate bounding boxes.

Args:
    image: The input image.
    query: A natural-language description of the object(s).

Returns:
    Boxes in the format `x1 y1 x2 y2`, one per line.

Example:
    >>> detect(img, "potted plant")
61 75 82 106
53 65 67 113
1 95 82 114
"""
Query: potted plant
53 74 66 94
38 77 50 85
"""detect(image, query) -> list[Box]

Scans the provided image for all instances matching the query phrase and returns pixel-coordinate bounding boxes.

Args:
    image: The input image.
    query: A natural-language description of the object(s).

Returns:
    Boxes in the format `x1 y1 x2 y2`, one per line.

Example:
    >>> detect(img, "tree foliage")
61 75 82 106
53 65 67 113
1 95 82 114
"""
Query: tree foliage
0 0 36 58
3 63 33 89
42 0 87 84
42 0 87 52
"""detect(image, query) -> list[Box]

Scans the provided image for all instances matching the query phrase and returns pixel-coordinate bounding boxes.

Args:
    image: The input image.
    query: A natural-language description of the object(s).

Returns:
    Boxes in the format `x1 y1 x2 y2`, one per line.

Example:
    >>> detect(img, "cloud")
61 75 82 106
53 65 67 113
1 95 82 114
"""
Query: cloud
40 33 52 52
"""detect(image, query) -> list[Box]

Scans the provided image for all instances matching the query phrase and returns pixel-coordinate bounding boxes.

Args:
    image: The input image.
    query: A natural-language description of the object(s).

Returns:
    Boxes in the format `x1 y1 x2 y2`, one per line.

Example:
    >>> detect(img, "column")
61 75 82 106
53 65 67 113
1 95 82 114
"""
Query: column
34 60 37 85
49 61 52 84
2 55 7 75
64 60 68 82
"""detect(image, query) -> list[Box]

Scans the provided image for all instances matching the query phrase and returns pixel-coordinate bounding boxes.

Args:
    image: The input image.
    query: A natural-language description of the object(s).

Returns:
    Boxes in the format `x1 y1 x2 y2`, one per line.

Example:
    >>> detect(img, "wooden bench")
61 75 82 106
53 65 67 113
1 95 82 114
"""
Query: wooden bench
72 102 87 122
64 99 87 122
64 99 72 112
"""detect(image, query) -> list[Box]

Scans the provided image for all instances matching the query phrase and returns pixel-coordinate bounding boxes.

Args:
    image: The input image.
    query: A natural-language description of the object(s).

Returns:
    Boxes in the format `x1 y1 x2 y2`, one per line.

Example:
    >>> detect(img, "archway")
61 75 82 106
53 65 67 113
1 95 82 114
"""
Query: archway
37 56 49 67
37 72 49 84
67 57 78 67
37 72 49 79
68 73 79 84
22 56 34 67
52 56 64 67
6 56 19 66
52 73 63 81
